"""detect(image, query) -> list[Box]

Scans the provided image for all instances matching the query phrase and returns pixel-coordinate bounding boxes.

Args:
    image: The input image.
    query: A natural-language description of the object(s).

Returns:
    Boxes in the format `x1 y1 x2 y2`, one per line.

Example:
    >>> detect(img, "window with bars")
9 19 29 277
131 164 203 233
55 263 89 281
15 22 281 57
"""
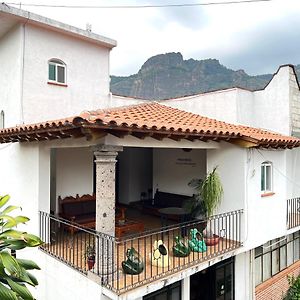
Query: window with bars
261 161 273 193
48 59 66 85
255 231 300 286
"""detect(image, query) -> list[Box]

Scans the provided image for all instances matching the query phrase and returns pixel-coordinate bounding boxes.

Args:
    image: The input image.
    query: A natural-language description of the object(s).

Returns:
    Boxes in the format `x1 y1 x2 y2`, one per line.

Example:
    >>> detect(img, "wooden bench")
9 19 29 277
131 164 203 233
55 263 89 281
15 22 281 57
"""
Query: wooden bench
58 193 96 233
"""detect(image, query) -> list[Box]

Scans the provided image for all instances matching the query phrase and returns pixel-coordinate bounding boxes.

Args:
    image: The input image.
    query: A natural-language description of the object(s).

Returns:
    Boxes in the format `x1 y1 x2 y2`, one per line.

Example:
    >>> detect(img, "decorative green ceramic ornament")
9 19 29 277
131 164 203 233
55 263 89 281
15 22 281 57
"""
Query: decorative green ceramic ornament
122 247 144 275
173 236 190 257
188 228 207 252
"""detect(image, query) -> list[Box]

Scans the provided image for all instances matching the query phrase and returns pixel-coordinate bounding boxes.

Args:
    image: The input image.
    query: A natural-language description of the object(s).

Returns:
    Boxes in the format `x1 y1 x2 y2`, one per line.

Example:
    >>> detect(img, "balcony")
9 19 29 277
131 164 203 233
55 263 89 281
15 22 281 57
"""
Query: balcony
39 210 243 295
287 198 300 229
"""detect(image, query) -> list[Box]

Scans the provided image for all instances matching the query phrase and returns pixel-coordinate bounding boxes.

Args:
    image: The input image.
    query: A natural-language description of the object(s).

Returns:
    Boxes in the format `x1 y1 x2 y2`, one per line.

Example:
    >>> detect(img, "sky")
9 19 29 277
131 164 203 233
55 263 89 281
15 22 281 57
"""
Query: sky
6 0 300 76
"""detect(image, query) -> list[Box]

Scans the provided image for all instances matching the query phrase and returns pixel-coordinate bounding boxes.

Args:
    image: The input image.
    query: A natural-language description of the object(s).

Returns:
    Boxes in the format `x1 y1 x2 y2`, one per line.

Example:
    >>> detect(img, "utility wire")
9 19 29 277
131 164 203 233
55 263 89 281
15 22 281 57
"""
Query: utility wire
6 0 274 9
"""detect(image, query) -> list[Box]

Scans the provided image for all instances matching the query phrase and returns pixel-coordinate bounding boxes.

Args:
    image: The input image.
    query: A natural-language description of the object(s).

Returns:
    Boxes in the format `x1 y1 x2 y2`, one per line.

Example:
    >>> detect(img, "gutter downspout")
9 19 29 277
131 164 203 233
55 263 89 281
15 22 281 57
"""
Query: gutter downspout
19 15 29 124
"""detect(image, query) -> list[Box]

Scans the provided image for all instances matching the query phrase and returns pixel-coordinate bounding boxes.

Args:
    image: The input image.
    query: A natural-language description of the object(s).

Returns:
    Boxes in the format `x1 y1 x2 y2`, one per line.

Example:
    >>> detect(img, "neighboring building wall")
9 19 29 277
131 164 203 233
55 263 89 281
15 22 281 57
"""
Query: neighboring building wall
253 67 291 136
290 68 300 137
22 24 111 123
255 260 300 300
164 66 298 137
153 148 207 196
109 94 148 108
163 88 241 125
0 24 22 127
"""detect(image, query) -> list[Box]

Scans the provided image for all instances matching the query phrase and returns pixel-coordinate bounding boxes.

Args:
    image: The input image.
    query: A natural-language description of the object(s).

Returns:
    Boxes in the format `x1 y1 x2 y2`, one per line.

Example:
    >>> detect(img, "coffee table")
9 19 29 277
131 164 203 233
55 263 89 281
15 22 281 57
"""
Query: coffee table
115 220 144 238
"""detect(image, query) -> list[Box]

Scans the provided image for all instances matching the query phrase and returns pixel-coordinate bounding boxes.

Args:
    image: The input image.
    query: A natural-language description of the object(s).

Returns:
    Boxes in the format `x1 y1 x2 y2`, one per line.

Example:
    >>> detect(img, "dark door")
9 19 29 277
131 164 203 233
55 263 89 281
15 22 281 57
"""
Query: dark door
190 257 234 300
143 281 181 300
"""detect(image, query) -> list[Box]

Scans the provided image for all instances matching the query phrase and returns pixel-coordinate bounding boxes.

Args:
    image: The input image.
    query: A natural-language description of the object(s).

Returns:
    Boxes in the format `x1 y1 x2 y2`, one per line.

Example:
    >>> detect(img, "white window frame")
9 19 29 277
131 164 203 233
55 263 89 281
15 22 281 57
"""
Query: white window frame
0 110 4 129
261 161 273 194
48 59 67 85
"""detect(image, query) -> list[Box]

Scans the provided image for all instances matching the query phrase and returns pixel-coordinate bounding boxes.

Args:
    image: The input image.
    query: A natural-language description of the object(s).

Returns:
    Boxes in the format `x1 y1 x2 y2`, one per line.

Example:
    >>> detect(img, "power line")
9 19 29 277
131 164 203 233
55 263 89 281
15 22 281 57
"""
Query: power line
6 0 274 9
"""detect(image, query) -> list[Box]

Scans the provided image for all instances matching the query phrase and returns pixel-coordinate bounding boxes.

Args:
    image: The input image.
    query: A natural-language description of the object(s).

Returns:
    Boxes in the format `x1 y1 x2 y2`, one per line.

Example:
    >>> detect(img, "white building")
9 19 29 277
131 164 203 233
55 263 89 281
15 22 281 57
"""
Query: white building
0 4 299 300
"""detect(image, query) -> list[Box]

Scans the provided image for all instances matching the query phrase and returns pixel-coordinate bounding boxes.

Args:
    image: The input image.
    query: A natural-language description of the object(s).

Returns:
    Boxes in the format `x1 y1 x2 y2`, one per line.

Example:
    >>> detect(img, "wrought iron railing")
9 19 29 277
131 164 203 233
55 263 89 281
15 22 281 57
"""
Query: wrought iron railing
39 210 243 294
287 198 300 229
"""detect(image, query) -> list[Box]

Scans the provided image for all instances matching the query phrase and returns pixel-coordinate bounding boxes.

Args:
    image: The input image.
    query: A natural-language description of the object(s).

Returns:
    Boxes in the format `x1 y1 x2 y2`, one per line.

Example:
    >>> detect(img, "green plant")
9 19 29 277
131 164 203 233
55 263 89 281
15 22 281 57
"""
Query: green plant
84 244 95 260
284 275 300 300
188 166 223 217
0 194 43 300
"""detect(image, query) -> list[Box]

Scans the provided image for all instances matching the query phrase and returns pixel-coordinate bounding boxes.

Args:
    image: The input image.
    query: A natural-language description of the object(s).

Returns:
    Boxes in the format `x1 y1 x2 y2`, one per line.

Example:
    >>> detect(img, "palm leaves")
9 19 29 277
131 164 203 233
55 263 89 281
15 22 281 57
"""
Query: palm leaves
189 166 223 217
0 195 43 300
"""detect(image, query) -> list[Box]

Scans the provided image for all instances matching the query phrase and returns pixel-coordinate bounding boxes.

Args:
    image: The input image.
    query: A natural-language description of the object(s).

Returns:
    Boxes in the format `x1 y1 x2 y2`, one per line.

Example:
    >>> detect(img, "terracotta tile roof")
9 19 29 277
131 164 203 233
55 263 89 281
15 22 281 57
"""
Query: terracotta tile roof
1 102 299 148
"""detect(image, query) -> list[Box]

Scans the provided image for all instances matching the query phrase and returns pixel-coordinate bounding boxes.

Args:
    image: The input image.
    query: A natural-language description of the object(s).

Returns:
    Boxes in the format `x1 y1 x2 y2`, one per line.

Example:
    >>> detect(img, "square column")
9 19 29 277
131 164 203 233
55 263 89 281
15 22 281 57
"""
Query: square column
93 145 122 236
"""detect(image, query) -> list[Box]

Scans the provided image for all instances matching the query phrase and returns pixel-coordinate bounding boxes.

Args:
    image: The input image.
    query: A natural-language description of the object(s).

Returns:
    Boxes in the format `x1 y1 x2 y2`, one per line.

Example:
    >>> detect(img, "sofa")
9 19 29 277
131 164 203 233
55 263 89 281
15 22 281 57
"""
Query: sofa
141 190 192 220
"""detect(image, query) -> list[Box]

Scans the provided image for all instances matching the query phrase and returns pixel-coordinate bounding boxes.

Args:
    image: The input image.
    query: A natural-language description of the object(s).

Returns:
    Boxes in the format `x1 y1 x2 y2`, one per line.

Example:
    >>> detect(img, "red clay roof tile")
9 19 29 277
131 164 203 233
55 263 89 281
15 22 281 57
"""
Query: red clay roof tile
0 102 299 148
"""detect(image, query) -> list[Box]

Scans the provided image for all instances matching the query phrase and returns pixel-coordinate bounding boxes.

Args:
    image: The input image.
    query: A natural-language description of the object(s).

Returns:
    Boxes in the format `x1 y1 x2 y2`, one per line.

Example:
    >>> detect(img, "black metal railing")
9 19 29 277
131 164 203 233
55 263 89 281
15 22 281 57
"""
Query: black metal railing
287 198 300 229
39 210 243 294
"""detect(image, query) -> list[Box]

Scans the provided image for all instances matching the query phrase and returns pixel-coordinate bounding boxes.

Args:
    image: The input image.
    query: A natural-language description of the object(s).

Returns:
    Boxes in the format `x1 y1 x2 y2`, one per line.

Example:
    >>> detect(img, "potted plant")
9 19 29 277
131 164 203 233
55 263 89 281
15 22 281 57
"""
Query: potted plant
187 166 223 244
188 166 223 218
84 244 96 270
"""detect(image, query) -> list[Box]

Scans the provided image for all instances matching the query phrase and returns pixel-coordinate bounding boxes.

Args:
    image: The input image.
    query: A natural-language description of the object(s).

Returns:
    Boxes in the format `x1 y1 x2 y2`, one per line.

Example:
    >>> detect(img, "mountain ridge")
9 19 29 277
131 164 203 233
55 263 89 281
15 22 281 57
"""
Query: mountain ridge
110 52 300 100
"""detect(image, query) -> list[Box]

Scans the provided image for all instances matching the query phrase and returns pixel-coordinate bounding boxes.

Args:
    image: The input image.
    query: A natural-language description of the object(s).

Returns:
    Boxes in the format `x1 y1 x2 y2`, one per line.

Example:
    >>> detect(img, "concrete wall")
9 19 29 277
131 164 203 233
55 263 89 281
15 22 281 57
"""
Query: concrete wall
56 147 93 200
22 24 111 123
0 24 22 127
118 147 152 204
153 148 206 196
253 67 291 135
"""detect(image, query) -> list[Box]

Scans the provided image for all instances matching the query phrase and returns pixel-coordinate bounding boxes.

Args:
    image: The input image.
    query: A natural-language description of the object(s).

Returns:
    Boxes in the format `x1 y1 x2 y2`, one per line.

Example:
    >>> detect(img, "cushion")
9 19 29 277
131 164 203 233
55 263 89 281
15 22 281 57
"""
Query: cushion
62 202 83 216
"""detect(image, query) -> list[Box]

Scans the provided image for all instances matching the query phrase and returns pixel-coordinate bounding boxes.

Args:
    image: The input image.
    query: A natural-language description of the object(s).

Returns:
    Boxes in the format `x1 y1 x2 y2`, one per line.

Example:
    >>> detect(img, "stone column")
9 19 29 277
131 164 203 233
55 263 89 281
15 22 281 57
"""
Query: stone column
92 145 122 277
93 145 122 236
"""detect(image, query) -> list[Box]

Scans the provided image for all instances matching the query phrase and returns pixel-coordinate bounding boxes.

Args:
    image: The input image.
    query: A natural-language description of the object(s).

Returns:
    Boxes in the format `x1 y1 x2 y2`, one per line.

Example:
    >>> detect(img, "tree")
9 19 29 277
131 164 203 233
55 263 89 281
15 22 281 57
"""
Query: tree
0 195 43 300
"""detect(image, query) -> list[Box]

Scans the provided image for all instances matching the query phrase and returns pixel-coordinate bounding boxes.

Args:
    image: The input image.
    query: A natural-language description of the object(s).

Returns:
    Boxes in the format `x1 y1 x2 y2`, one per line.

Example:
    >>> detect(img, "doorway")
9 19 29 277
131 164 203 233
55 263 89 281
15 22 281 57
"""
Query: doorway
190 257 234 300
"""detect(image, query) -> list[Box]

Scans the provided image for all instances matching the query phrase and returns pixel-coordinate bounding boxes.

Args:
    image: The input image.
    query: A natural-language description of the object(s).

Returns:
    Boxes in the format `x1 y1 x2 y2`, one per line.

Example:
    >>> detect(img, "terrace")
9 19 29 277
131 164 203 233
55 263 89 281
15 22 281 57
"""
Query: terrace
287 197 300 229
39 208 243 295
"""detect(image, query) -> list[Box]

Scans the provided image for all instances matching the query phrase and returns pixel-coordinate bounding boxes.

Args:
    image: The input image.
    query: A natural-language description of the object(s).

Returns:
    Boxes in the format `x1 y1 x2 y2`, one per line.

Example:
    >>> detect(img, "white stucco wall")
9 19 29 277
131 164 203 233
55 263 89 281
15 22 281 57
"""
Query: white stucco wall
245 149 287 249
33 249 103 300
235 251 254 300
109 94 148 108
0 24 22 127
253 67 291 135
22 24 111 123
153 148 206 196
56 147 94 200
0 142 41 234
286 147 300 199
163 89 240 124
164 66 296 137
206 142 246 215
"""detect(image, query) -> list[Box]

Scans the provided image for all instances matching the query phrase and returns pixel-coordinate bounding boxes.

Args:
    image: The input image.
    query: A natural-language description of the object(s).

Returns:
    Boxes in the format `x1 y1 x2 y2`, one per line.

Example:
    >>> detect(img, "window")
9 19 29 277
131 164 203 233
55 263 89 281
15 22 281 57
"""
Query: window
48 59 66 85
255 231 300 286
261 161 272 193
0 110 4 129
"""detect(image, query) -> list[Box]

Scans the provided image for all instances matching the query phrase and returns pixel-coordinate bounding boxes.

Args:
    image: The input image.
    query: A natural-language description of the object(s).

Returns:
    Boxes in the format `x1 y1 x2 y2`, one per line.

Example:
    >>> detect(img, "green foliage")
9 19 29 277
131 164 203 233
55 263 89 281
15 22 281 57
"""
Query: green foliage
285 275 300 300
0 195 43 300
188 166 223 217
